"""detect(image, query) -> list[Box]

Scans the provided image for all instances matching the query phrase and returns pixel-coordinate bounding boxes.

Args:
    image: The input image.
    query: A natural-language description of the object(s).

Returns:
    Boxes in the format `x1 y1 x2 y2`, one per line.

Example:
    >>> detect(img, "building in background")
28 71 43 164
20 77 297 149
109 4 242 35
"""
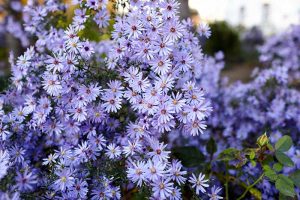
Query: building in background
189 0 300 35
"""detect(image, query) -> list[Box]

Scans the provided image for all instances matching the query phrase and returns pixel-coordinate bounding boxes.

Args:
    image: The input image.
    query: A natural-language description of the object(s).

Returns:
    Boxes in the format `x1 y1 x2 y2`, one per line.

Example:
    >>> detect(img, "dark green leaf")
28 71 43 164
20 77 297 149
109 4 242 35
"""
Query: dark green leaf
275 175 295 197
206 138 217 155
273 163 283 172
218 148 240 161
275 151 294 167
264 168 278 181
290 170 300 188
172 146 205 167
279 193 293 200
275 136 293 152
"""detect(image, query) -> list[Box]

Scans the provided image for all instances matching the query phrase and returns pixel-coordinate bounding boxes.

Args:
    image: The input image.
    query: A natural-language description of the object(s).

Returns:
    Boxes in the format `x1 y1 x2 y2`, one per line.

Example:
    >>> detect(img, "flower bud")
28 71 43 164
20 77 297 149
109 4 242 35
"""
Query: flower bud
257 133 269 147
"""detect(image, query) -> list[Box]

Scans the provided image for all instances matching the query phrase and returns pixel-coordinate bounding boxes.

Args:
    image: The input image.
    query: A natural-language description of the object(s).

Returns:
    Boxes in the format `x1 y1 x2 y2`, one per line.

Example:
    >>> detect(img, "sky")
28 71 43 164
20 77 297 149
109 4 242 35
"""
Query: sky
189 0 300 33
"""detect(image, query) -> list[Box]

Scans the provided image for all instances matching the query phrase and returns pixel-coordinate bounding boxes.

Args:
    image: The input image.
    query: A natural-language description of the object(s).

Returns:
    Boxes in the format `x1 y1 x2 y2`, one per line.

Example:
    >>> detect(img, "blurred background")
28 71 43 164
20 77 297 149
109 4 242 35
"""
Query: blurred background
0 0 300 87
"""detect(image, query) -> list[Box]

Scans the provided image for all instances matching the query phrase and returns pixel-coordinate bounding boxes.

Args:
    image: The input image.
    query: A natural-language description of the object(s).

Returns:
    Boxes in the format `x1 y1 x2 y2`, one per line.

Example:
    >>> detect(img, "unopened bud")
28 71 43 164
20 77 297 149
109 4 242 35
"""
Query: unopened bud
257 133 269 147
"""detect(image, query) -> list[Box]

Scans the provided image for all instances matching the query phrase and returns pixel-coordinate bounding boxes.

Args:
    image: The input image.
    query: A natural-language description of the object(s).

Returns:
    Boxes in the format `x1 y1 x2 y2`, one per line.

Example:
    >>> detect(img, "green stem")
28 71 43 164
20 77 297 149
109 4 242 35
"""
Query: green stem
237 173 264 200
225 162 229 200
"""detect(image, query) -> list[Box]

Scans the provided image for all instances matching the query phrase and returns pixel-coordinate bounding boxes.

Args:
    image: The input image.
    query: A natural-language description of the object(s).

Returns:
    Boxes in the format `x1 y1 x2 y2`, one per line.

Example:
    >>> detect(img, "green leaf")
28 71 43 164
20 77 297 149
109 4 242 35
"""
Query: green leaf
206 138 217 155
279 193 293 200
273 163 283 172
264 168 278 181
249 188 262 200
250 160 257 167
218 148 240 161
267 143 274 151
290 170 300 188
275 151 294 167
275 136 293 152
172 146 205 167
275 175 296 197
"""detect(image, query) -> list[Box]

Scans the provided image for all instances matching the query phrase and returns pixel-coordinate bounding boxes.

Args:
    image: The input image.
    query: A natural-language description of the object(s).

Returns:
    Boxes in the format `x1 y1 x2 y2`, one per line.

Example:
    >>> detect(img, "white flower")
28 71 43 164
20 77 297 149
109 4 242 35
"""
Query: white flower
0 150 10 180
151 178 174 199
127 161 147 187
208 185 223 200
105 143 121 159
189 173 209 194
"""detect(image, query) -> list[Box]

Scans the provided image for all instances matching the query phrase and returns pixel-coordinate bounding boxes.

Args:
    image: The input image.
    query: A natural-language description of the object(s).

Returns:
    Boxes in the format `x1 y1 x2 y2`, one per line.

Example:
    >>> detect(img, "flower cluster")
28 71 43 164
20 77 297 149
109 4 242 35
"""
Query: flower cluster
0 0 29 47
171 25 300 199
0 0 221 199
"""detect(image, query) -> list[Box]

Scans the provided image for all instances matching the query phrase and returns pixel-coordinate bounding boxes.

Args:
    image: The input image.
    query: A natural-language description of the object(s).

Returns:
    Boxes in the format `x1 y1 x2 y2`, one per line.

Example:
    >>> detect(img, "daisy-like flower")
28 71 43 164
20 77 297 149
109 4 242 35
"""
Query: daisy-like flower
54 169 75 191
0 150 10 180
42 73 62 96
186 101 211 121
170 186 182 200
151 178 174 199
167 160 187 185
94 9 110 28
70 106 88 122
127 160 146 187
86 0 99 9
123 140 142 157
156 104 175 124
208 186 223 200
189 173 209 195
15 169 38 191
105 143 121 159
81 41 94 59
165 18 184 42
102 94 122 113
45 54 64 73
153 37 173 57
13 106 29 122
125 16 143 39
148 140 170 162
65 37 83 54
184 119 207 136
70 180 88 199
89 106 106 123
160 0 180 18
78 83 101 102
24 95 37 114
150 56 172 75
0 124 10 141
9 145 25 164
145 160 166 181
42 153 58 165
198 22 211 38
170 92 186 113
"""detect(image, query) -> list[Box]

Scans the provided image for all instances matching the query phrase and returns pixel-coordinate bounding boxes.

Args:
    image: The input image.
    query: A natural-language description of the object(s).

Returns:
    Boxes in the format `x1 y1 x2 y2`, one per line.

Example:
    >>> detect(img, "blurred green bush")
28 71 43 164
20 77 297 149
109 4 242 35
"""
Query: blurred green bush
203 21 241 62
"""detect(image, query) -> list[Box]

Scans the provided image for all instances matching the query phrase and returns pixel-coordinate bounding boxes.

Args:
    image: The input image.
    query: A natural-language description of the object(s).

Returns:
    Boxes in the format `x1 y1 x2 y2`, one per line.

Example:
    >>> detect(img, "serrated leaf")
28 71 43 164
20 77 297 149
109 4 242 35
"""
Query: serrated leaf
218 148 240 161
290 170 300 188
275 136 293 152
206 138 217 155
172 146 205 167
275 151 294 167
275 175 295 197
273 163 283 172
